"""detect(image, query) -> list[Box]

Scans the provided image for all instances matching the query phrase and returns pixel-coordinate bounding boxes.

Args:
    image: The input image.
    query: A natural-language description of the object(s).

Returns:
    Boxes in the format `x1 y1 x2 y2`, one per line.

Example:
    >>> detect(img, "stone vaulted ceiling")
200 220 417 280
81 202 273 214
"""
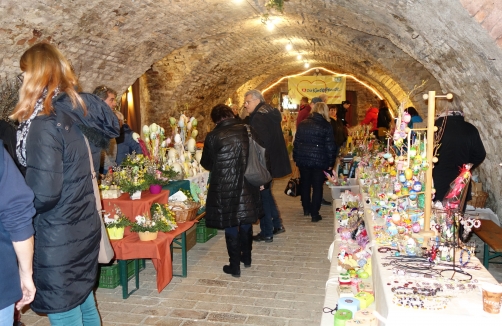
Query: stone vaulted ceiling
1 0 502 217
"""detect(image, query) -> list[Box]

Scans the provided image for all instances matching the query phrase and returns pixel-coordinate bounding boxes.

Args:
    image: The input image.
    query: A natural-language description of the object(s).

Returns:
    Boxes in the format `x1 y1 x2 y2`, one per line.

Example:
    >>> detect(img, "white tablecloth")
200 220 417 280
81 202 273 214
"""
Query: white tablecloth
322 183 502 325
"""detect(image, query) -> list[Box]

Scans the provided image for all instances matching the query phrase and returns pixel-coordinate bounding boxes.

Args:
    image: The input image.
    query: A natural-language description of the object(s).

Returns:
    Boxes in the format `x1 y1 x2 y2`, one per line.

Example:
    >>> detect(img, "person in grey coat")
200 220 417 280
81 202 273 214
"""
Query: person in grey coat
200 104 262 277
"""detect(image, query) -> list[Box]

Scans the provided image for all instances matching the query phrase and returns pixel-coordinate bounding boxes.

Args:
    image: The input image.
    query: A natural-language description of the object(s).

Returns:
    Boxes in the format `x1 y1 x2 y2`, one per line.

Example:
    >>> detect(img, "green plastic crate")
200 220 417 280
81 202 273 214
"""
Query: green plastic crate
98 259 146 289
196 219 217 243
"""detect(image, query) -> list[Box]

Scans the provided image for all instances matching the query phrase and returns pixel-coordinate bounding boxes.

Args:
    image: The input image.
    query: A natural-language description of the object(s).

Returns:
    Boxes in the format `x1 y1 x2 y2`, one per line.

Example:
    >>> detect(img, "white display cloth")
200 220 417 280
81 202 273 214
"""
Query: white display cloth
322 184 502 325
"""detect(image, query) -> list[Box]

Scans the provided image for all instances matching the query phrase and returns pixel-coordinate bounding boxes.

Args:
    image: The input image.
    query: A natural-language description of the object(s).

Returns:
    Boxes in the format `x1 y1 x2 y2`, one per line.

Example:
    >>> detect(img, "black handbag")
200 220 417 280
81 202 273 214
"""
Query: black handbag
244 125 272 187
284 178 300 197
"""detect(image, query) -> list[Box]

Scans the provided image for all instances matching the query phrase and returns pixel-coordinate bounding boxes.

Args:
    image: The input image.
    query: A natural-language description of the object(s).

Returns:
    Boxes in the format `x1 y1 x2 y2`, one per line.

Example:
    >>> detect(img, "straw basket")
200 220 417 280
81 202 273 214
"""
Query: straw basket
171 202 201 223
469 191 488 208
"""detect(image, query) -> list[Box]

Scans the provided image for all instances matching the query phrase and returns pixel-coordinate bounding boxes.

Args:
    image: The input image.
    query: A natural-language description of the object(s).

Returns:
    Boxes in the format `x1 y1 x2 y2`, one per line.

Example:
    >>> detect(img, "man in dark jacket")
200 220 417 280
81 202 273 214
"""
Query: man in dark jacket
200 104 262 277
0 142 36 326
244 89 292 242
432 95 486 205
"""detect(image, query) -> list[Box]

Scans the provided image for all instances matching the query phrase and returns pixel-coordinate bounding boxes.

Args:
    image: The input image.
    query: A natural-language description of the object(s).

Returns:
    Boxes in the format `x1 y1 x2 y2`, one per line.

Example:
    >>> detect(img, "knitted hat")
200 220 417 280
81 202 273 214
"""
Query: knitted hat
311 97 322 104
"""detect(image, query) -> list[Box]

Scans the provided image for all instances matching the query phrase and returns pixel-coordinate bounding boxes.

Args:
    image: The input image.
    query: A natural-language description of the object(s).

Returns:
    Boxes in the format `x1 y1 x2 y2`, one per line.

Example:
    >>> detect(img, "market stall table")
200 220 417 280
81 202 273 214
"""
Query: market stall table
101 190 169 226
110 221 196 299
359 188 502 326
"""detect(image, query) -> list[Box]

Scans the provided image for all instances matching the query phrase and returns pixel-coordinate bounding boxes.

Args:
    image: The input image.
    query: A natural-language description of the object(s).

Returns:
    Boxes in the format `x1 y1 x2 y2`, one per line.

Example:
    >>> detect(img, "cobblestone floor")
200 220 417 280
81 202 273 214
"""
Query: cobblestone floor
21 177 335 325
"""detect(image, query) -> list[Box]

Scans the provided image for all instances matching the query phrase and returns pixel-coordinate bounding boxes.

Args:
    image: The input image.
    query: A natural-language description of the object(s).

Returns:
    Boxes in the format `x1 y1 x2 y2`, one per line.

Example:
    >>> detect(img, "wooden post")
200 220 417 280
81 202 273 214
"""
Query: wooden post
416 91 438 245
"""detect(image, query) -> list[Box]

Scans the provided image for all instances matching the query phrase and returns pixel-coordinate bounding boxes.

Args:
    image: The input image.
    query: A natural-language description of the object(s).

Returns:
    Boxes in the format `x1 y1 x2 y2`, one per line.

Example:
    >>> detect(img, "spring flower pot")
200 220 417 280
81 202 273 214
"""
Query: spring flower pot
106 226 125 240
129 190 142 200
149 184 162 194
138 231 158 241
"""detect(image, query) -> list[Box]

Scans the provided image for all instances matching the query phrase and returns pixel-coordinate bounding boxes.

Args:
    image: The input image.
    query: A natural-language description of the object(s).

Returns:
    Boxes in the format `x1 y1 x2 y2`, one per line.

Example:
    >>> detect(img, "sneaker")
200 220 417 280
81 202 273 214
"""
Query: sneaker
321 199 332 206
252 234 273 242
273 226 286 235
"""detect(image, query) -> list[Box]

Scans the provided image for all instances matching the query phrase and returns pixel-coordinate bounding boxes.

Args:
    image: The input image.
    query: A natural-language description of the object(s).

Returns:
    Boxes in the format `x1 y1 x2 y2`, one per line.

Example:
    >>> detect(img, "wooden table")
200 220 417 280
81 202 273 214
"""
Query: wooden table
473 219 502 269
110 221 196 299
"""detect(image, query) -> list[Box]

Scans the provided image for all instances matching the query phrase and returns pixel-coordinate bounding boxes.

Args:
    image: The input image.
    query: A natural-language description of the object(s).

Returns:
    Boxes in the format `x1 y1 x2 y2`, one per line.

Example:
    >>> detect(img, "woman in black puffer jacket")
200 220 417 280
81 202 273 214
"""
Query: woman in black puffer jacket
293 102 336 222
200 104 262 277
11 43 119 325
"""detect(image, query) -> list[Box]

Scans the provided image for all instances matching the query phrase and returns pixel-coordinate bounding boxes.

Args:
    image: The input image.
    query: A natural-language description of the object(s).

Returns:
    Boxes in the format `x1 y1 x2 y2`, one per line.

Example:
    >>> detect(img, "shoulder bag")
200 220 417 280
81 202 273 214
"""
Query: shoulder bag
84 137 114 264
244 125 272 187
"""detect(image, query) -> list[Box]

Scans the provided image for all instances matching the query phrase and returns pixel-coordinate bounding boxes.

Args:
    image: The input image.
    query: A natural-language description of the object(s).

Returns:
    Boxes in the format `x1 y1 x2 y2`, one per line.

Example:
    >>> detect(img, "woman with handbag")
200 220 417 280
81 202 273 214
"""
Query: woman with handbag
293 102 336 222
200 104 263 277
10 42 119 325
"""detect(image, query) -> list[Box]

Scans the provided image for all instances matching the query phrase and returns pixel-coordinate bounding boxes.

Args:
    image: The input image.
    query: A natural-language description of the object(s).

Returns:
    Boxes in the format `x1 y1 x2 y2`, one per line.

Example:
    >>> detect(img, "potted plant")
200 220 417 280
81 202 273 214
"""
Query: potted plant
131 205 177 241
144 162 178 194
114 153 149 198
103 206 131 240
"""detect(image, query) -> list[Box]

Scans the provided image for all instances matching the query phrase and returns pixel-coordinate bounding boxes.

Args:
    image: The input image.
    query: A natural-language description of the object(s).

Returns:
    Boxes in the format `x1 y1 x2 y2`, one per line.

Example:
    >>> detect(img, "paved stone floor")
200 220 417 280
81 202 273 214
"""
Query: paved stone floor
21 177 335 326
18 177 502 325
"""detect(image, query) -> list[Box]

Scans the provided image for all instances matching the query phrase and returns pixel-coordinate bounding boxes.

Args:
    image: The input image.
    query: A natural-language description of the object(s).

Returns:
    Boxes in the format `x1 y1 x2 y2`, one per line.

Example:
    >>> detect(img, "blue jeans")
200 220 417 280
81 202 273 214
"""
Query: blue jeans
299 167 325 218
225 224 252 237
259 185 283 238
0 304 14 326
48 291 101 326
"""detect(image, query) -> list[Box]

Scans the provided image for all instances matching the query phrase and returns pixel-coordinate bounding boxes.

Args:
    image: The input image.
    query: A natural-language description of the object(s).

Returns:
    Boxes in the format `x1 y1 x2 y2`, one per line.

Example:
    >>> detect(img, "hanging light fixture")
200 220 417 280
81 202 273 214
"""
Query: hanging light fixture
297 53 302 60
304 61 310 68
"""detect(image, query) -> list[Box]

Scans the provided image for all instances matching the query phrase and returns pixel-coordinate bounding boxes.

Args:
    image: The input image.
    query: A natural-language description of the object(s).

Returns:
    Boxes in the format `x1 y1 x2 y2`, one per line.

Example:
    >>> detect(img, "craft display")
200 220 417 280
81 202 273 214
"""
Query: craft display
103 205 131 240
130 204 177 241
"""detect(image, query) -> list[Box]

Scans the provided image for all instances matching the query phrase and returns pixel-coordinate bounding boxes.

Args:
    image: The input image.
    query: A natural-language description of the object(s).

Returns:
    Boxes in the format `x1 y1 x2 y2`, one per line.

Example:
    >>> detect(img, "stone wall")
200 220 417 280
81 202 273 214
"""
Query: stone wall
0 0 501 218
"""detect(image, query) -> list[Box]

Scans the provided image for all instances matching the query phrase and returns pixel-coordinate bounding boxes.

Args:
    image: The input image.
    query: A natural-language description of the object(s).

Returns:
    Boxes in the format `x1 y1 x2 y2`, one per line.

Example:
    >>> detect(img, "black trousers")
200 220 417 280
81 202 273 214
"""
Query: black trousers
299 167 325 218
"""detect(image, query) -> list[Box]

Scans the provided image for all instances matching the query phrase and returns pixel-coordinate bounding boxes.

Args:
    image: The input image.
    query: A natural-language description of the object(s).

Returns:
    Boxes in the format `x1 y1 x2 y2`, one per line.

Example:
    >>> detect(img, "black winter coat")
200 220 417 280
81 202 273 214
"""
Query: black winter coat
116 123 143 166
25 93 119 313
293 113 336 169
432 115 486 202
200 119 262 229
249 102 292 178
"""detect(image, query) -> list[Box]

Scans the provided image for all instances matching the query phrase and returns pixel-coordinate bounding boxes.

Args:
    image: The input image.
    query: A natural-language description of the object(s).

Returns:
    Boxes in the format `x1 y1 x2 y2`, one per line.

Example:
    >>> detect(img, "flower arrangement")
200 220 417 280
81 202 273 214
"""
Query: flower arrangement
131 206 177 233
103 205 131 229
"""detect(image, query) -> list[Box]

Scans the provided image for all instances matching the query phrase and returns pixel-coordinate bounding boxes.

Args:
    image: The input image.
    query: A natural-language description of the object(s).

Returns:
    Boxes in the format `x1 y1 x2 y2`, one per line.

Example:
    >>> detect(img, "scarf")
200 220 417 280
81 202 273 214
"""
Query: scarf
16 88 59 167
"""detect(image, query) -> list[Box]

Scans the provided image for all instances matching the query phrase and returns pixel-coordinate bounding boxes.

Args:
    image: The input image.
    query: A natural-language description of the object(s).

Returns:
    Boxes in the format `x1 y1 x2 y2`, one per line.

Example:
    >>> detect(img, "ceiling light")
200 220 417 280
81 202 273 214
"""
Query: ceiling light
304 62 310 68
285 41 292 51
297 54 302 60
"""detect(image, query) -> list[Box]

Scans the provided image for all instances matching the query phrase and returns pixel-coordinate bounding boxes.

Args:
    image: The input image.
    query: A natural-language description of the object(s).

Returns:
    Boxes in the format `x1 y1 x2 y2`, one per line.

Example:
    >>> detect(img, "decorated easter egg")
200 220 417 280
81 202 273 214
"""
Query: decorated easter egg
392 212 401 223
187 138 196 153
174 133 182 144
413 181 422 192
388 157 394 164
405 168 413 180
408 148 417 157
412 222 421 233
409 190 417 200
172 163 183 174
401 187 409 196
169 117 176 125
398 173 406 183
191 129 199 138
132 132 140 142
142 125 150 134
432 157 438 163
168 148 177 160
403 112 411 123
178 118 185 128
149 123 159 133
192 119 198 127
388 224 398 236
383 152 392 159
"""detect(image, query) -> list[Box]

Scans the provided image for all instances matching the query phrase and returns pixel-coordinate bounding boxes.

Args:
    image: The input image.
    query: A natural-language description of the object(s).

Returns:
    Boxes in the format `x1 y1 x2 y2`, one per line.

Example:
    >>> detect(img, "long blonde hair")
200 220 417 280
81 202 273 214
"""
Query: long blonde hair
11 42 86 121
311 102 330 121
